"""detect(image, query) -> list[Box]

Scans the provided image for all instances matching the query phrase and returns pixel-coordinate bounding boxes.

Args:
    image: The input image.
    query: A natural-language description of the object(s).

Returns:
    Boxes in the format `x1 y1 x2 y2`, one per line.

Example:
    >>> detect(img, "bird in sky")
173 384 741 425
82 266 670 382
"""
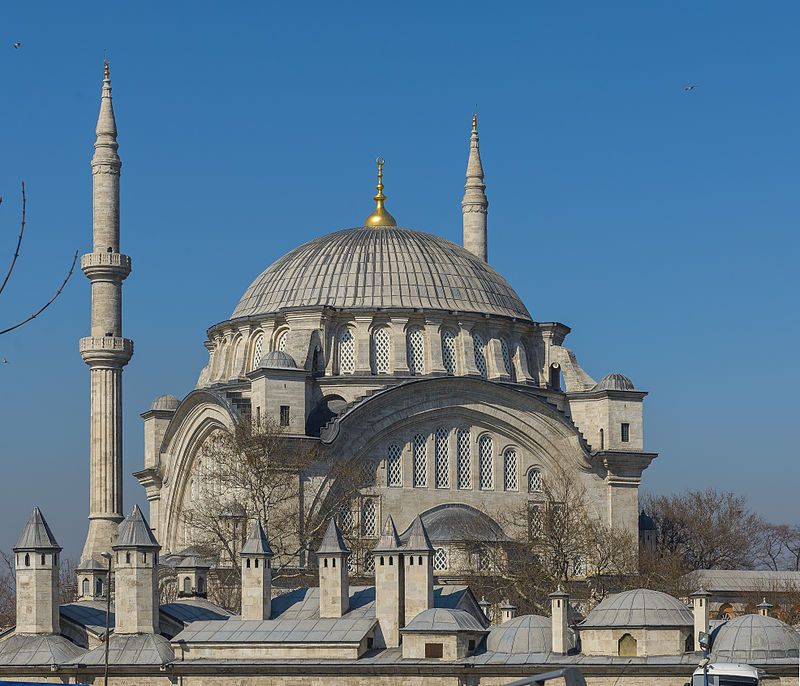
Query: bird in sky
685 85 695 91
13 42 21 49
1 358 8 364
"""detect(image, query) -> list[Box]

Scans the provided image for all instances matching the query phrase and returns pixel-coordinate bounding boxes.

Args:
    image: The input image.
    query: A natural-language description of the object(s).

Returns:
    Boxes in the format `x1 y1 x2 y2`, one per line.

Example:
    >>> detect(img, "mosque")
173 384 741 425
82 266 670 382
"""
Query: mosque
0 67 798 684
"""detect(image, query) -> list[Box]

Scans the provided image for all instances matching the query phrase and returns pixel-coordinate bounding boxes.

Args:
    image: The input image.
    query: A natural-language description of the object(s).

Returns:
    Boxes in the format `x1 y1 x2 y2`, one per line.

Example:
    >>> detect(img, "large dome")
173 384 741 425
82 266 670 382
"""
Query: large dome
231 226 532 321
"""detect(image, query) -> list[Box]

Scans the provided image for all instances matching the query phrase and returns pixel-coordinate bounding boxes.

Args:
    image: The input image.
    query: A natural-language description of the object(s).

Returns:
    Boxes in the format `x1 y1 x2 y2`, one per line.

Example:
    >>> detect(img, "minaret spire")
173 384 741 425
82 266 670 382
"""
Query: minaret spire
78 62 133 565
462 111 488 262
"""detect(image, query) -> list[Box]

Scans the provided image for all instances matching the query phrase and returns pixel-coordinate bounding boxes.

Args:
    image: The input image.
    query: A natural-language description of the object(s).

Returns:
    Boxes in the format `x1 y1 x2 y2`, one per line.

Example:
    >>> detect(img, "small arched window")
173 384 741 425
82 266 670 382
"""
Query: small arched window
183 577 192 593
125 552 131 564
96 577 103 596
441 329 457 375
528 468 543 493
198 576 205 593
599 428 604 450
277 330 288 352
478 435 493 489
387 444 402 487
457 429 471 489
503 448 518 491
472 332 487 378
618 633 637 657
246 558 251 569
82 578 89 596
413 433 427 487
339 328 355 374
373 327 390 374
252 333 264 370
407 328 425 375
500 338 512 376
24 553 30 567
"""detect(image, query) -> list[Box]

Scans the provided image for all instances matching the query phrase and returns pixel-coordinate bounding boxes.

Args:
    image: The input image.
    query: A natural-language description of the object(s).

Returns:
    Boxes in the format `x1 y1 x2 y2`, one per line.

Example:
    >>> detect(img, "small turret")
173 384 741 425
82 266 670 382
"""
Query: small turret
240 520 274 620
112 505 160 634
403 515 433 623
690 589 711 650
549 587 570 654
177 555 211 599
317 519 349 618
13 507 61 634
76 558 107 601
372 516 404 647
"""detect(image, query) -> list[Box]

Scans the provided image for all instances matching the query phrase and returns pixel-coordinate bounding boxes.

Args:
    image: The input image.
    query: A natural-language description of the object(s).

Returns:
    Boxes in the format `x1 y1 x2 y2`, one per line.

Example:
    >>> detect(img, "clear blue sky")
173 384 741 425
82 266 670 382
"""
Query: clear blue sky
1 1 798 558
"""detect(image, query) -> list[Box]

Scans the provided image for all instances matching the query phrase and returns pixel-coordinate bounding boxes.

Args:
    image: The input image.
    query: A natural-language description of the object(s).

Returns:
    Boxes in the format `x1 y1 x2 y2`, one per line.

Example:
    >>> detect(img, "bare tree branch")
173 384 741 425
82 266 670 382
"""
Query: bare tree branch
0 182 25 298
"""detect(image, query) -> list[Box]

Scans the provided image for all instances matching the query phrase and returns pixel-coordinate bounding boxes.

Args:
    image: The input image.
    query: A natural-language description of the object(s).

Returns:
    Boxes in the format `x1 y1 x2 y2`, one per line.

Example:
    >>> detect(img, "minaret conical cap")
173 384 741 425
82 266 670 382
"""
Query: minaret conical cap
14 507 61 552
240 519 274 556
93 60 120 166
462 113 486 204
113 504 160 549
373 515 401 552
317 518 349 555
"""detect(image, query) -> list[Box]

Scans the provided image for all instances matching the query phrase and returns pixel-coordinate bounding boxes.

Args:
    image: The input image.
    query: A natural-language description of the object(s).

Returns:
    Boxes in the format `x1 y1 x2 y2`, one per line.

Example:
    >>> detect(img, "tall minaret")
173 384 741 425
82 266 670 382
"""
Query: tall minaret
78 61 132 564
462 112 488 262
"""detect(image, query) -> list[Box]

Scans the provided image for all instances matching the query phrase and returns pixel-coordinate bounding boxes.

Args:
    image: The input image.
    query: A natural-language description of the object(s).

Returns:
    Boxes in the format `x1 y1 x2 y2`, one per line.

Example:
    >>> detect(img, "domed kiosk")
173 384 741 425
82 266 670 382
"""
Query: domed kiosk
137 123 657 569
711 614 800 662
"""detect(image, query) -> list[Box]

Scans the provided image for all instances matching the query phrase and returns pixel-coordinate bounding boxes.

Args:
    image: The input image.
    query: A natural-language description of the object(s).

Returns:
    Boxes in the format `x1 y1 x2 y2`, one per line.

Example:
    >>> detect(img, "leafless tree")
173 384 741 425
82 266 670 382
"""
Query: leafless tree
1 183 78 336
0 552 14 630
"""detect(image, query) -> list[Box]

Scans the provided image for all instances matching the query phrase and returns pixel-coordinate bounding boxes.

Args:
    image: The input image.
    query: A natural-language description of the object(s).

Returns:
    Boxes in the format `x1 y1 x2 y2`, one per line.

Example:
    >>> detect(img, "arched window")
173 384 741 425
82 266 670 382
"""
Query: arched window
472 332 487 378
478 435 493 489
252 334 264 370
528 468 543 493
457 429 471 489
183 577 192 593
500 338 512 376
503 448 518 491
277 330 288 352
441 329 457 375
387 444 402 487
24 553 30 567
197 576 205 593
599 428 604 450
433 547 449 572
618 633 637 657
362 499 377 536
373 327 390 374
339 328 355 374
82 578 89 596
96 577 103 596
413 434 427 487
435 427 449 488
407 328 425 375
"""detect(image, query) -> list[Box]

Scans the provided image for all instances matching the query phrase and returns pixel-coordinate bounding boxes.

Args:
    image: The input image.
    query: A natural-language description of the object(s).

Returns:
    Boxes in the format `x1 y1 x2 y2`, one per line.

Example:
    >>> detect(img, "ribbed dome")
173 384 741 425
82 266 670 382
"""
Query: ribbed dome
593 373 634 392
712 614 799 661
580 589 692 628
232 227 531 321
150 394 180 411
487 615 576 654
257 350 298 369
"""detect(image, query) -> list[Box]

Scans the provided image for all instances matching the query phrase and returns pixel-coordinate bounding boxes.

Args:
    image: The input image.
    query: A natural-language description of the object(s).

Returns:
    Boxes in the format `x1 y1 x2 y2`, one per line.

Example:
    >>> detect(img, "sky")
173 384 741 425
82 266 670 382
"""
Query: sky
1 1 798 559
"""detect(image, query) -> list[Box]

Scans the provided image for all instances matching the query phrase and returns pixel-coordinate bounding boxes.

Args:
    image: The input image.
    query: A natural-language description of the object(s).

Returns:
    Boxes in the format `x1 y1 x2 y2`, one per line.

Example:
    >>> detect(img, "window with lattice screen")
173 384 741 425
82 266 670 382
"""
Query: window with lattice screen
472 332 487 378
457 429 471 489
373 327 390 374
252 334 264 370
338 504 355 533
362 498 377 536
441 329 457 375
500 338 512 376
387 444 402 487
277 331 288 352
407 328 425 375
528 504 543 537
339 328 355 374
503 448 518 491
433 547 449 571
478 435 493 490
528 468 543 493
435 427 449 488
363 552 375 574
413 434 427 487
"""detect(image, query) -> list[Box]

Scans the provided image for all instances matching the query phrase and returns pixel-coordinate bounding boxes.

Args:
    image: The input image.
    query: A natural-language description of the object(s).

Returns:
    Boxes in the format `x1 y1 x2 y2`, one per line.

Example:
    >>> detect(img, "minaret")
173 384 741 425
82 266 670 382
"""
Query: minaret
79 61 133 564
462 112 488 262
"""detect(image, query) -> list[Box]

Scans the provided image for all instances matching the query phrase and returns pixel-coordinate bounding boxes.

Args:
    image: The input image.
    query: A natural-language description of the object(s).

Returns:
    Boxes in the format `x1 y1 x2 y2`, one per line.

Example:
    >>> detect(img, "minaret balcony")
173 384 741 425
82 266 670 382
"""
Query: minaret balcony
81 252 131 280
79 336 133 366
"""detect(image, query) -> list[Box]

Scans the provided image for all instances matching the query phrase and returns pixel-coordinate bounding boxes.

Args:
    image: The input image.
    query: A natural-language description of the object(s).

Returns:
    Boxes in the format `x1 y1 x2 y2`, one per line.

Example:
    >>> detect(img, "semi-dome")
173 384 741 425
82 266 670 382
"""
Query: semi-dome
487 615 576 654
149 394 180 411
257 350 298 369
593 373 634 392
580 589 692 628
711 614 799 661
231 226 532 321
399 504 507 543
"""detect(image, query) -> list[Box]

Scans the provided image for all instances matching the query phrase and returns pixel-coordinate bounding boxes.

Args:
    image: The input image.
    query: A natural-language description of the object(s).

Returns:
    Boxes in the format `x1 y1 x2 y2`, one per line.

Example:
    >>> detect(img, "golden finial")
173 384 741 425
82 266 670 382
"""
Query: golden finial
472 111 477 132
104 60 110 79
364 156 397 227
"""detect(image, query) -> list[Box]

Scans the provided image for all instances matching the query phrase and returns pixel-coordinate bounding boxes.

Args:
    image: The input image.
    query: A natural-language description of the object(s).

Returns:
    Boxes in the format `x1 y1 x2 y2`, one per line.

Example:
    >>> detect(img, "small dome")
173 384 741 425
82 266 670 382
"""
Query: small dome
580 589 692 628
487 615 576 654
399 504 507 544
592 373 634 392
638 511 656 531
403 608 486 633
258 350 298 369
712 614 799 661
150 394 180 411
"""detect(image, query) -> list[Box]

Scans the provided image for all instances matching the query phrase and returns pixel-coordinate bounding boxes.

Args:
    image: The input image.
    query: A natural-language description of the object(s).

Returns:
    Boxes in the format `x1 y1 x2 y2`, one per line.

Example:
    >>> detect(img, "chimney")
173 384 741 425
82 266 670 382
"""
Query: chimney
402 516 434 623
690 589 711 650
500 601 517 622
549 587 570 654
372 516 404 648
317 519 350 618
757 598 773 617
239 520 273 620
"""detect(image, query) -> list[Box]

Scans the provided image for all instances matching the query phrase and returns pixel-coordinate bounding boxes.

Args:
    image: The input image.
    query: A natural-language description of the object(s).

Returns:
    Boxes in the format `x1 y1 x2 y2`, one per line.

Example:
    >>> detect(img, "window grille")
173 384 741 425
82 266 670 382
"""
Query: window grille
435 427 449 488
277 331 288 352
280 405 290 426
457 429 471 489
529 505 543 537
528 468 543 493
362 498 377 536
360 460 378 487
621 423 630 443
413 434 427 487
503 448 518 491
441 329 457 375
252 334 264 370
407 328 425 375
476 546 491 572
500 338 512 376
387 444 402 487
478 435 493 489
339 328 355 374
472 332 487 378
363 552 375 574
339 505 355 533
347 555 357 575
373 327 390 374
433 547 448 571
